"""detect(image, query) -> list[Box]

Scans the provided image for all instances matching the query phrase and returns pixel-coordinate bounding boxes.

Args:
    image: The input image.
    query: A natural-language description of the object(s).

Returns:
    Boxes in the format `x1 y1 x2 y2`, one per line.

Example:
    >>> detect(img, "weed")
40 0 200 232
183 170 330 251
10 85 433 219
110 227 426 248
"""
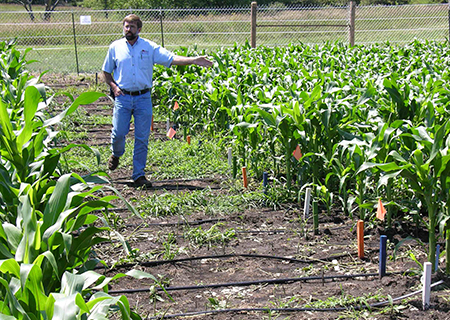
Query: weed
303 289 386 309
184 223 236 248
207 296 229 310
162 233 180 260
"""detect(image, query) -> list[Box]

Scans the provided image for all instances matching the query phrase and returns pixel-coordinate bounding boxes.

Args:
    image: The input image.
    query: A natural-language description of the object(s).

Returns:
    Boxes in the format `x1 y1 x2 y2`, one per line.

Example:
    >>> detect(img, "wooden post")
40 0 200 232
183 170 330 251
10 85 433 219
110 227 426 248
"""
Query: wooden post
357 220 364 259
348 1 355 47
242 167 248 188
71 11 80 75
251 2 257 48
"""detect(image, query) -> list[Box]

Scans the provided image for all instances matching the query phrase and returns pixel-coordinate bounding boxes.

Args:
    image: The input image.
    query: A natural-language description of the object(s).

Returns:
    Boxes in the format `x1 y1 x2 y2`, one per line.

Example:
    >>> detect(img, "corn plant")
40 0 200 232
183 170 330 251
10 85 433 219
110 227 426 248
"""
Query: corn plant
0 41 144 315
364 121 450 270
0 258 165 320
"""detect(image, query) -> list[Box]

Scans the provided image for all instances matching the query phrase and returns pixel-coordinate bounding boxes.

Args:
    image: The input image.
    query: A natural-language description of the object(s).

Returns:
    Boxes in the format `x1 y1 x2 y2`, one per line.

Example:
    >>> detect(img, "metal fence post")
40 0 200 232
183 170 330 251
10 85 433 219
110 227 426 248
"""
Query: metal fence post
251 2 257 48
160 7 165 47
349 1 355 46
71 11 80 74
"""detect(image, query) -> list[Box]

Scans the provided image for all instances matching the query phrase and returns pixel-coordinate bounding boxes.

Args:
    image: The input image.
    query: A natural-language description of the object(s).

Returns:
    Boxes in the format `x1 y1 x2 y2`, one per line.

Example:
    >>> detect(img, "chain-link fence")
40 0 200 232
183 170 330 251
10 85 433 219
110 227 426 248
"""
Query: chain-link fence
0 3 448 74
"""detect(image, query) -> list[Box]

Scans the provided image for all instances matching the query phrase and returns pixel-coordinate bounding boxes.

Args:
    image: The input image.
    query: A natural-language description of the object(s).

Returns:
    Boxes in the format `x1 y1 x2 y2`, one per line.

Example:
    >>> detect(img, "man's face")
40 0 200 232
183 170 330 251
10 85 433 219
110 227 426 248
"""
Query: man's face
123 21 140 41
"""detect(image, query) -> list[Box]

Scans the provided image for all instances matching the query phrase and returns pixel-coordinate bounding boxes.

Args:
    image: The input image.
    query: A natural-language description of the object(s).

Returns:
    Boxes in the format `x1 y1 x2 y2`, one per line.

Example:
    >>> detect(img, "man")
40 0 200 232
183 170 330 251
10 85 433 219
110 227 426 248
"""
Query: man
102 14 213 187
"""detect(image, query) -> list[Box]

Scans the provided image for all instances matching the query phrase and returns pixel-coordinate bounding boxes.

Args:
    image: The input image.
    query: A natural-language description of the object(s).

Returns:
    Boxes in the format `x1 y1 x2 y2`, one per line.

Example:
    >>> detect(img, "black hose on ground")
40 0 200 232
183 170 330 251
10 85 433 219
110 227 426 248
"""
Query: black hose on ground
98 250 370 271
109 272 381 294
144 280 445 319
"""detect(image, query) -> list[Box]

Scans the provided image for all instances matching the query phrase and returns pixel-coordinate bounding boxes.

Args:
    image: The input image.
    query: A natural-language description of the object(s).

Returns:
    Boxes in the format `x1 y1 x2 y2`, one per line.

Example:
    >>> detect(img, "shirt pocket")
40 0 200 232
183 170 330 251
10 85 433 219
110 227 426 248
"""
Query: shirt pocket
140 51 152 70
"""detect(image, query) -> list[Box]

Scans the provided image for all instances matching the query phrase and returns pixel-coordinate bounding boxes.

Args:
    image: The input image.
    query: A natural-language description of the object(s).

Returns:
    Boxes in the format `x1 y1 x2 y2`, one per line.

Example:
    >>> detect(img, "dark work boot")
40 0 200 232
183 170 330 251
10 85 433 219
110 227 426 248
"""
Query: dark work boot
108 155 119 171
133 176 153 188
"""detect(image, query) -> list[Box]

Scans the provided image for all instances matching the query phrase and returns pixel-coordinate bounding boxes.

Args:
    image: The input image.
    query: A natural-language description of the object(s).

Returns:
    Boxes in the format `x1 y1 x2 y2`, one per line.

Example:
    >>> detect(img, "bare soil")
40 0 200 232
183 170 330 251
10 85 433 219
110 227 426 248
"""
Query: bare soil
46 76 450 320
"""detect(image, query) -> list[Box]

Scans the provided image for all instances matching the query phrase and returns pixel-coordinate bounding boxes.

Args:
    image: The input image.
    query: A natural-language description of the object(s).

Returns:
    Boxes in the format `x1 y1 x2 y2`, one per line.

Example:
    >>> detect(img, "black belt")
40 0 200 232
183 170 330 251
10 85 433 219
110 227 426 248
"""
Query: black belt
121 88 150 96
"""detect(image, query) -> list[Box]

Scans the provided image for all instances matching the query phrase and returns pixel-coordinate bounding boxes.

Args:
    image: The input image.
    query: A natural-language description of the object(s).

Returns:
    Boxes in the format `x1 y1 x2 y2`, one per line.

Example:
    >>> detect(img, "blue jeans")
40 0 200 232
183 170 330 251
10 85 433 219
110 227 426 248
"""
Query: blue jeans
111 92 152 181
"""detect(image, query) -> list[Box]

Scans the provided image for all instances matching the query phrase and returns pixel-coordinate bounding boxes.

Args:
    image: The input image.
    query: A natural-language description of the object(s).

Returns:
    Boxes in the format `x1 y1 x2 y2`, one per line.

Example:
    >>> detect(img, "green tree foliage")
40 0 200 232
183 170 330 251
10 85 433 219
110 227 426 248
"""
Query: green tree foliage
82 0 353 10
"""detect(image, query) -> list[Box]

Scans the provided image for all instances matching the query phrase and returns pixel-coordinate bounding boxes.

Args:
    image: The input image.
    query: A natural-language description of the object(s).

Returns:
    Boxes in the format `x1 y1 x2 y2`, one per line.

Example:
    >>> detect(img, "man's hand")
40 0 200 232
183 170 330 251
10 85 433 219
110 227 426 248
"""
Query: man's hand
103 71 124 96
111 85 124 97
172 55 213 68
194 56 213 68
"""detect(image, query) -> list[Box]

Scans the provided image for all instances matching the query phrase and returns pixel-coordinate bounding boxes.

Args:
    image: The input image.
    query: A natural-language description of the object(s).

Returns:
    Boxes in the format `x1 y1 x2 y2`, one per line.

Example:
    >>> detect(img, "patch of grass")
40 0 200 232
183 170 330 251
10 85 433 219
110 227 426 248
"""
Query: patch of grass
135 189 210 217
147 137 229 180
184 223 236 248
134 187 268 218
58 128 89 141
303 288 386 309
63 106 112 126
61 144 111 173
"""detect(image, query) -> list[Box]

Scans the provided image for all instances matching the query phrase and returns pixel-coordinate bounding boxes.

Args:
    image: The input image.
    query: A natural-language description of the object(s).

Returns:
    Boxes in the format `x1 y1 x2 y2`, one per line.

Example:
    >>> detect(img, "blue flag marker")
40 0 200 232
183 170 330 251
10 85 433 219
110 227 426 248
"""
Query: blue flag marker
379 235 387 278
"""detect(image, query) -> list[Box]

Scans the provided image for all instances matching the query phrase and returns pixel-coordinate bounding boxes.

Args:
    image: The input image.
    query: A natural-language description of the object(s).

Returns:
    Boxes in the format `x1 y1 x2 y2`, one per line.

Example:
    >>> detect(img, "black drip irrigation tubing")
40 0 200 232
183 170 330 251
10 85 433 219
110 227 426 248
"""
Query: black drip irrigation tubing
119 216 353 232
98 250 373 271
109 271 384 294
123 218 226 228
145 280 444 319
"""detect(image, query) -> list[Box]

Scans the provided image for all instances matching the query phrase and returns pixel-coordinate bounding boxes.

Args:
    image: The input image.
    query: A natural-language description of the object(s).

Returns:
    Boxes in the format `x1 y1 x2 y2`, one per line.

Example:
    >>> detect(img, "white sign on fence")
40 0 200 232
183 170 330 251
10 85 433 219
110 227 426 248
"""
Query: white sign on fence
80 16 92 25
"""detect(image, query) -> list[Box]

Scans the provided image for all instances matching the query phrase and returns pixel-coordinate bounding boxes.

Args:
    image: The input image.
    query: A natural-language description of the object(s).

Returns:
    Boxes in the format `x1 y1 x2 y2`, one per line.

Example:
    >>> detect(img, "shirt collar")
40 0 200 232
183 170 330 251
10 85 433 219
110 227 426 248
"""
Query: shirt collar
124 36 140 47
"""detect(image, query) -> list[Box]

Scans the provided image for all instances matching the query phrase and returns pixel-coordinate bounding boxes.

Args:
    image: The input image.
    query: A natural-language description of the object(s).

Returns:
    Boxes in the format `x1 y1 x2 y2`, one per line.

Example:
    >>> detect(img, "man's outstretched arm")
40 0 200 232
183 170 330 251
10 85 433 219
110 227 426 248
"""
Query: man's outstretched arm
171 55 213 68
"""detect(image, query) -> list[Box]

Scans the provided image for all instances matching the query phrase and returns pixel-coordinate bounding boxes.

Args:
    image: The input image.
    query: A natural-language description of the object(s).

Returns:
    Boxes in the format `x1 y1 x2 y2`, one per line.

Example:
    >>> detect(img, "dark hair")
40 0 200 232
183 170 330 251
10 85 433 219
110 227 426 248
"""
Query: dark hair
122 14 142 29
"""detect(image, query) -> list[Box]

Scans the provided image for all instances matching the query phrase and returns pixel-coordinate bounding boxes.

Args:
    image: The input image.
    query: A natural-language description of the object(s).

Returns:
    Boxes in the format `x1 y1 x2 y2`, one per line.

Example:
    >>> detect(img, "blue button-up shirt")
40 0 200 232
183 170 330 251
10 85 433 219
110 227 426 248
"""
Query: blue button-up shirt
102 36 174 92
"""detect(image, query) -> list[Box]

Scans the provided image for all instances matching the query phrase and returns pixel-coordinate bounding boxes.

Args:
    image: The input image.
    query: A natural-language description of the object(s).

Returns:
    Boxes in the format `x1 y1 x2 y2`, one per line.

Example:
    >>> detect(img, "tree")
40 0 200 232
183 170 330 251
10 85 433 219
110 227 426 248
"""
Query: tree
43 0 62 20
14 0 62 21
14 0 35 20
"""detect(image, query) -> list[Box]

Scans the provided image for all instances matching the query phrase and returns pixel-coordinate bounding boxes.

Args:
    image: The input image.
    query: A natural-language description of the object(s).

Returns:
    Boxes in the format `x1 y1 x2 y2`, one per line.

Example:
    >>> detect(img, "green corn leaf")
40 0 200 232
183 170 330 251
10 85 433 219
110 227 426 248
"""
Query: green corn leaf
16 86 40 150
19 263 47 311
0 277 27 318
0 258 20 278
117 296 133 320
51 294 79 320
0 242 14 259
377 171 402 188
377 162 411 172
74 293 90 314
388 150 408 163
43 92 105 128
42 207 77 244
42 174 71 231
0 100 19 159
80 271 108 290
33 251 59 279
70 226 108 258
86 293 121 318
2 223 21 253
60 272 85 296
429 122 447 163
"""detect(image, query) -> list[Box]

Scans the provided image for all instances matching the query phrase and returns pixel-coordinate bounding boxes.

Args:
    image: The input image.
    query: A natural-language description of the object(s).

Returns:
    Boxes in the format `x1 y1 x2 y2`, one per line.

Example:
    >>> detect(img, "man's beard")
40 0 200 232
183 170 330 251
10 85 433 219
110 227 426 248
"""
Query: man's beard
124 31 138 41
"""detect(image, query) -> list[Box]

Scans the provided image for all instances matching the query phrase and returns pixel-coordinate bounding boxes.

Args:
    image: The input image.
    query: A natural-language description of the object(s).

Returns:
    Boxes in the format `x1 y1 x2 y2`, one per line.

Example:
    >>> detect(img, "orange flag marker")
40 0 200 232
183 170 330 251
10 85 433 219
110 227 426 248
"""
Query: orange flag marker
293 145 302 161
357 220 364 259
186 135 191 145
167 127 176 139
377 199 387 221
242 167 248 188
173 101 179 111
